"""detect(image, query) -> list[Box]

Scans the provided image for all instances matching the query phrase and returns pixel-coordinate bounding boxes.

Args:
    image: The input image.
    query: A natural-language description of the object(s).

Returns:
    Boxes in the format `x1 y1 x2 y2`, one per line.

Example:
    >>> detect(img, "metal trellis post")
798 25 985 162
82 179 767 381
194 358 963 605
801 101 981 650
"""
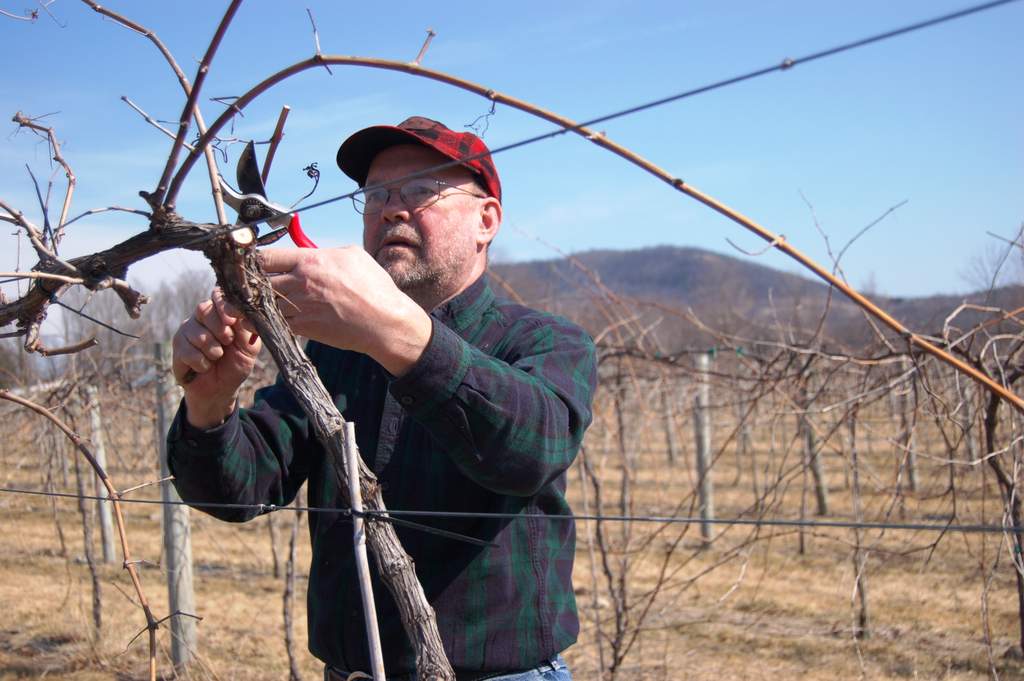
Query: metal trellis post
693 352 714 542
154 342 197 668
85 385 115 564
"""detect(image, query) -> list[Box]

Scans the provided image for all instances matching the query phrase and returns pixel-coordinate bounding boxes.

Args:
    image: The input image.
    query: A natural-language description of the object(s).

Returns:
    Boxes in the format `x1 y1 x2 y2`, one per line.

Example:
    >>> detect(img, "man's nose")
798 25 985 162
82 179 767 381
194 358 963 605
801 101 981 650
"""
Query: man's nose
380 189 410 223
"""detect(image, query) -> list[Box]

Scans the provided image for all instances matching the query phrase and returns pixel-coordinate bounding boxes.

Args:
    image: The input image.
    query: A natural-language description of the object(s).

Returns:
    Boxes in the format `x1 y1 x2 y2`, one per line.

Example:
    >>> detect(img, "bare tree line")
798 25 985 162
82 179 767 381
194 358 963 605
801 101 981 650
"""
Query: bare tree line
556 274 1024 678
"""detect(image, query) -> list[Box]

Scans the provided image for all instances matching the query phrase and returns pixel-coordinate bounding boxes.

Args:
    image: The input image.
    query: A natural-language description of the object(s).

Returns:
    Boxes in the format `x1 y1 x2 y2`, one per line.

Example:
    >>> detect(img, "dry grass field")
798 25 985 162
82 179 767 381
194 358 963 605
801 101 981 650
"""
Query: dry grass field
1 365 1023 681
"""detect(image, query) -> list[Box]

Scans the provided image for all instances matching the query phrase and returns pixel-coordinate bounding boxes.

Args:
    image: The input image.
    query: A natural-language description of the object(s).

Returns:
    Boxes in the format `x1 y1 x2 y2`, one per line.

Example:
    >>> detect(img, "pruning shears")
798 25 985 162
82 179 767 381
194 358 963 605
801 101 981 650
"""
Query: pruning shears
218 141 317 249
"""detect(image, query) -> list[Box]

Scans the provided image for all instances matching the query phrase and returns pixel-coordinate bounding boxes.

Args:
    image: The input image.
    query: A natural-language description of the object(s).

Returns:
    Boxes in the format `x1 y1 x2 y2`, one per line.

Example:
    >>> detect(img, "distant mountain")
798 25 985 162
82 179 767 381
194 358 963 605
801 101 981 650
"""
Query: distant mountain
490 246 1023 352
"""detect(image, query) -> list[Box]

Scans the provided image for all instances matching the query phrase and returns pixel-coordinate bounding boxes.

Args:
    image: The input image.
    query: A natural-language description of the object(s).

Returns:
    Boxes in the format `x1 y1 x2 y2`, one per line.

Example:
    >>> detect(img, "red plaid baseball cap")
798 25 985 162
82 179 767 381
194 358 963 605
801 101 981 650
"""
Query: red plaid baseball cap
337 116 502 202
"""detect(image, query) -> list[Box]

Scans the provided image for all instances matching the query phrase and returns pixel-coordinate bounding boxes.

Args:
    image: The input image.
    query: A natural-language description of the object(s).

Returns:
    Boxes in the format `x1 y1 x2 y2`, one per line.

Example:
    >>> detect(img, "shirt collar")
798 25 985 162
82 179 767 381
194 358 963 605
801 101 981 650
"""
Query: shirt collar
431 274 494 333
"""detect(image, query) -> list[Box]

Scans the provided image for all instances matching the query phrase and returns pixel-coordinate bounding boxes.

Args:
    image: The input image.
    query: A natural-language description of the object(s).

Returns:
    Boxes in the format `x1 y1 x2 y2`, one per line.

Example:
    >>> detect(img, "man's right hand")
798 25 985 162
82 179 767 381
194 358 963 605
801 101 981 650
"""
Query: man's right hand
172 288 262 429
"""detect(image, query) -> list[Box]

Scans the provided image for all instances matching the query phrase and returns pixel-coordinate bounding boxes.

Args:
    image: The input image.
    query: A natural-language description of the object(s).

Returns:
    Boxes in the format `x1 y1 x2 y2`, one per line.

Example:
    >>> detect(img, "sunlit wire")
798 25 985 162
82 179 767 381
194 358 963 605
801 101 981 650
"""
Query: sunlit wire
294 0 1020 217
2 485 1019 536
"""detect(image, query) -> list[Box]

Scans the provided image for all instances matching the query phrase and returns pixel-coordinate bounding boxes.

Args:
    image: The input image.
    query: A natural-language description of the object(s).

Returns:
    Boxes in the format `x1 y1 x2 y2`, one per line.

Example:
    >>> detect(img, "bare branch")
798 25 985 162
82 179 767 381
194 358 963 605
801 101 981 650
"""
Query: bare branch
35 0 65 27
0 271 84 285
120 96 194 149
0 198 78 275
0 7 39 21
153 0 243 210
11 111 76 241
987 229 1024 250
261 105 291 185
726 233 785 257
836 199 908 265
36 336 98 356
82 0 228 223
413 28 437 65
63 204 151 229
118 476 174 497
305 8 332 75
24 163 52 243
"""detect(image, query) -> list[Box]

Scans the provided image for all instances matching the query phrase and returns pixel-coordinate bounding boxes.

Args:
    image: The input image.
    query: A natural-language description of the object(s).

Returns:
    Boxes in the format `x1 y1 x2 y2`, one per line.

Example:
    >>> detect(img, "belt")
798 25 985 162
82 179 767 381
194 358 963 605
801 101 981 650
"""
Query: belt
325 669 508 681
324 657 562 681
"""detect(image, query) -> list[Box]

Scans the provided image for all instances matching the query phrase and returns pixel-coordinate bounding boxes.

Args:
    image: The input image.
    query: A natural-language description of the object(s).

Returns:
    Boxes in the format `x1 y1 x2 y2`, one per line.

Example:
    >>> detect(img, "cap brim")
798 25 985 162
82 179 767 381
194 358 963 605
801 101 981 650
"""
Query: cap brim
336 126 431 187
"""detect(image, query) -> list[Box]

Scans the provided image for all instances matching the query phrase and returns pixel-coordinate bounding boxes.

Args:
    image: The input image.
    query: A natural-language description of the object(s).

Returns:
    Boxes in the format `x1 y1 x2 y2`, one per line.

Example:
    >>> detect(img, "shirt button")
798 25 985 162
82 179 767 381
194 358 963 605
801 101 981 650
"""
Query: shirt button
399 395 415 406
186 439 198 447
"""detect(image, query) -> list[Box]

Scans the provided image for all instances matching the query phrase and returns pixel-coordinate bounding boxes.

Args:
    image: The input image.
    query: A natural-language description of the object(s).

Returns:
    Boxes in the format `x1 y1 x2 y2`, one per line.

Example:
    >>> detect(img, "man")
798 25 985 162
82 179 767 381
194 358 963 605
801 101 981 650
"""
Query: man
167 116 596 680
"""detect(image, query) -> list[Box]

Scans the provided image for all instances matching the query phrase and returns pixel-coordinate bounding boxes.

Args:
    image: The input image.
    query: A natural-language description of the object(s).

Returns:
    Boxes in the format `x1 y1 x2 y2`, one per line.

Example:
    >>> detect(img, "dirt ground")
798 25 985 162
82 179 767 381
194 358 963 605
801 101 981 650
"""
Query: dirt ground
1 384 1023 680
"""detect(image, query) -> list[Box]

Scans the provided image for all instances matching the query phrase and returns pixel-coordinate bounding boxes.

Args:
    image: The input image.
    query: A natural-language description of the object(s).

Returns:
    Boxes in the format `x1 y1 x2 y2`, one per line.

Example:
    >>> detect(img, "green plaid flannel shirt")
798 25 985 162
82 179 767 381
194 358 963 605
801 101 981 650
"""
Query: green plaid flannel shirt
167 274 597 675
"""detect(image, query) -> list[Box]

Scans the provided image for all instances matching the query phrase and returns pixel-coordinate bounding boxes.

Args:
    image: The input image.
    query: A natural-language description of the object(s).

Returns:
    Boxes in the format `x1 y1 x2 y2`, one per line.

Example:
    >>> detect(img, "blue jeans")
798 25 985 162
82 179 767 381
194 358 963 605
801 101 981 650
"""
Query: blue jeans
482 656 572 680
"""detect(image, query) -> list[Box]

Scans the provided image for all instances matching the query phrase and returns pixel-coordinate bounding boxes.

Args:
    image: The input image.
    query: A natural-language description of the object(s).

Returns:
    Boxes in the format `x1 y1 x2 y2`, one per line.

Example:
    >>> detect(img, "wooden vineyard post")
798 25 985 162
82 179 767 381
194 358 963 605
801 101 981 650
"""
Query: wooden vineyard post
71 450 103 636
896 357 919 493
85 385 116 564
693 352 714 543
735 393 759 508
154 342 197 668
612 366 635 540
957 379 980 463
283 490 306 681
661 381 680 465
800 380 830 517
847 406 870 639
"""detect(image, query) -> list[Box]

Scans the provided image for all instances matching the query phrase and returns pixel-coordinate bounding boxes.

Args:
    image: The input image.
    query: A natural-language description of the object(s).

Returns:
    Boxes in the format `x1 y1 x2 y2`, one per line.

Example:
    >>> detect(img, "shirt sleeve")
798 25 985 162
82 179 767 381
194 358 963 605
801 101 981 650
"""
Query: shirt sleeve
166 373 316 522
388 313 597 496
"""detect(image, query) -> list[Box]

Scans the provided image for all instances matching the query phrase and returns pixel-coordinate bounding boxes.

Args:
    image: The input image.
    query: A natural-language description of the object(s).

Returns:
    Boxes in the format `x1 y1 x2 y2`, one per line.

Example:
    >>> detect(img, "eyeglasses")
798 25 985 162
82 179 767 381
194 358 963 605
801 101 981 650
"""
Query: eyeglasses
352 177 486 215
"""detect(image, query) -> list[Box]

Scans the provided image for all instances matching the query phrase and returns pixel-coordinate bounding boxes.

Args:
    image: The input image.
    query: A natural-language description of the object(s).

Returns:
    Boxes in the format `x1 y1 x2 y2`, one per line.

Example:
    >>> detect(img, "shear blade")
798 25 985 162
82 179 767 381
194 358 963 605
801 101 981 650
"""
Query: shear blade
237 141 268 197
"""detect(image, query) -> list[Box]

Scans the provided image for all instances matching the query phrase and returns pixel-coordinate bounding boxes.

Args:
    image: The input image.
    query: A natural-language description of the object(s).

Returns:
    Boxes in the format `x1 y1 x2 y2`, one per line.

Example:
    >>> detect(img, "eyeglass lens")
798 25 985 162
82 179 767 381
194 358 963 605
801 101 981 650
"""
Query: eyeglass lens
354 178 444 215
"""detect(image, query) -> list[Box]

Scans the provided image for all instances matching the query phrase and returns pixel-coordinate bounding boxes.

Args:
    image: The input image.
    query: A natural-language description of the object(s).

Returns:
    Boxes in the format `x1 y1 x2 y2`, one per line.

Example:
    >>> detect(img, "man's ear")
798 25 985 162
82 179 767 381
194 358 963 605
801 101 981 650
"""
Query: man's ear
477 197 502 249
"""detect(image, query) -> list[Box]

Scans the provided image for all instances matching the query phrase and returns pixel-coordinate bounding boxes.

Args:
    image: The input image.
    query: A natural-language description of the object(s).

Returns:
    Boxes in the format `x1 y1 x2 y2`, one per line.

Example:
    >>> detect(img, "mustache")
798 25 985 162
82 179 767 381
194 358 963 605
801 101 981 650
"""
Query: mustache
374 224 422 251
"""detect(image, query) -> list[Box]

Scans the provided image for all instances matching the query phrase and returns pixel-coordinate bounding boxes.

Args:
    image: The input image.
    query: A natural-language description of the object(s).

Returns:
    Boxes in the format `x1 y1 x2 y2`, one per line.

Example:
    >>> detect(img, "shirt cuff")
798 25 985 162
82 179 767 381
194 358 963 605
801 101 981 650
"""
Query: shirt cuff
168 399 242 456
388 318 471 415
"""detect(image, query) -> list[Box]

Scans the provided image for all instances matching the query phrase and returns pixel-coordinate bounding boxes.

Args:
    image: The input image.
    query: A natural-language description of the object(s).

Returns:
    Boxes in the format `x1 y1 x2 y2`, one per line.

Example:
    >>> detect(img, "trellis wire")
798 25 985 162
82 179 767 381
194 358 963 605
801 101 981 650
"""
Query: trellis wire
292 0 1021 217
2 486 1020 536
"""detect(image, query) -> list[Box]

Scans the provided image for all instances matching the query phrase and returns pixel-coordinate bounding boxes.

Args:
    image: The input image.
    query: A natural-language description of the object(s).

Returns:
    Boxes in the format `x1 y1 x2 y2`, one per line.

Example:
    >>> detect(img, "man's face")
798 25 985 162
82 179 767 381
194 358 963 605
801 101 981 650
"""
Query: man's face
362 144 497 307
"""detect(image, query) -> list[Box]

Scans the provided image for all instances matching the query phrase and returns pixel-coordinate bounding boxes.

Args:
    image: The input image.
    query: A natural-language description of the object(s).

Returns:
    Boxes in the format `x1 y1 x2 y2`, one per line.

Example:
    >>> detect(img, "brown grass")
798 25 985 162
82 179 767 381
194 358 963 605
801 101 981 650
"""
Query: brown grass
1 374 1023 680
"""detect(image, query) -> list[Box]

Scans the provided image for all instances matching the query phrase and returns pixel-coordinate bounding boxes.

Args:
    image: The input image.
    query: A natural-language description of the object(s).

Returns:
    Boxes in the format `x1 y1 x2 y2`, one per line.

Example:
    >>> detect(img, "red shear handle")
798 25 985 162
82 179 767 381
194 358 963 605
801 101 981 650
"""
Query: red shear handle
287 213 317 249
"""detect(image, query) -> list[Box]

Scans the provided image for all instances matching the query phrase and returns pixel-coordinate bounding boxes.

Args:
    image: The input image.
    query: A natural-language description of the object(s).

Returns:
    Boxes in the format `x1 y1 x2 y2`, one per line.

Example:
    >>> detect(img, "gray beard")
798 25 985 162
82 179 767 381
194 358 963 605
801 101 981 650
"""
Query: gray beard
372 222 475 310
379 256 450 311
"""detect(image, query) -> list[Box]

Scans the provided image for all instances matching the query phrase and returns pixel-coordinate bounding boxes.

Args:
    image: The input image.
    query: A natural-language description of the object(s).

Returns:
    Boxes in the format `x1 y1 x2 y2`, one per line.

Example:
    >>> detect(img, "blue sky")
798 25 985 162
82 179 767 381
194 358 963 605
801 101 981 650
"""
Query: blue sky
1 0 1021 304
